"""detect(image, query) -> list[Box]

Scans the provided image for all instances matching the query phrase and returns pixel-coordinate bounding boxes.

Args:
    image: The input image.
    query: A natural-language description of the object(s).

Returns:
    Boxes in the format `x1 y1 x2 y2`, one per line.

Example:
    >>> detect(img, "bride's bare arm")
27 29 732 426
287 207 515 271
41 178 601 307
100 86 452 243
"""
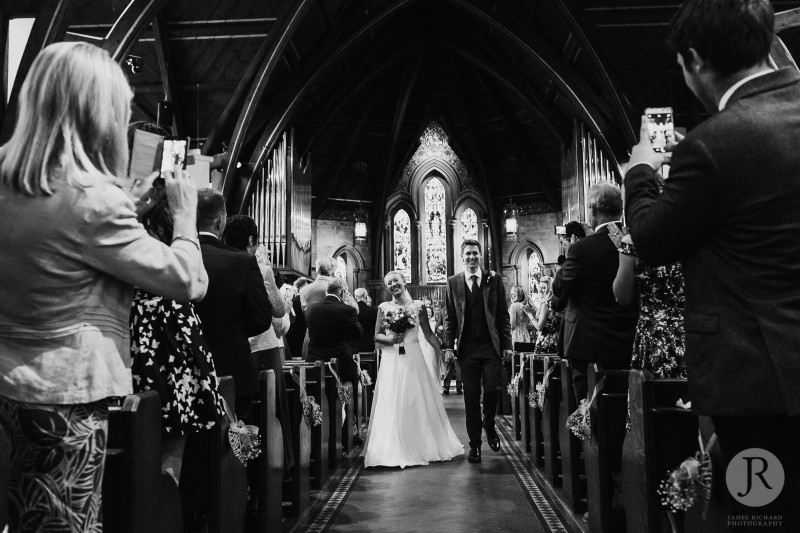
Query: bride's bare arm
374 307 402 346
418 304 441 351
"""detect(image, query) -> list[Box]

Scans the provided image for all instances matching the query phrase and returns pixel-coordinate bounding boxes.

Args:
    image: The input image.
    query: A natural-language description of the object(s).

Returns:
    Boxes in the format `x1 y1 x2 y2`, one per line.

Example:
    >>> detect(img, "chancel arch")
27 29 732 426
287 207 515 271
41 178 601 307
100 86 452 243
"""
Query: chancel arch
333 244 366 293
508 240 546 298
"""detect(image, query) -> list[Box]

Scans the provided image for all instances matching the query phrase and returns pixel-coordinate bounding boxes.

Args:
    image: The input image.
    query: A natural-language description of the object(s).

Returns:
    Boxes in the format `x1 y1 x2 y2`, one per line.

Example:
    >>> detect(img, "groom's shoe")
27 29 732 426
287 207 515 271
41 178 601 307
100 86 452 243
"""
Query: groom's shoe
486 430 501 452
468 445 481 463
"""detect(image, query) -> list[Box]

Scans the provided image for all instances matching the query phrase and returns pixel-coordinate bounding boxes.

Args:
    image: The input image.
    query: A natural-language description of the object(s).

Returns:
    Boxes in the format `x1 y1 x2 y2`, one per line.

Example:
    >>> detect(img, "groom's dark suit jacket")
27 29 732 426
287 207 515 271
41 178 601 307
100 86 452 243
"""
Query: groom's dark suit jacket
626 68 800 417
443 270 512 357
551 225 639 367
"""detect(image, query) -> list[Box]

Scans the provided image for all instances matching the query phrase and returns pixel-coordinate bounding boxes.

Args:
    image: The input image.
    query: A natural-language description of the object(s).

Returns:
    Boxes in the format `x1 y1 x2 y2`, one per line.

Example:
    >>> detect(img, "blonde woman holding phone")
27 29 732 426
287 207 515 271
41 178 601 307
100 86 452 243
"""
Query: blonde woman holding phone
0 42 206 531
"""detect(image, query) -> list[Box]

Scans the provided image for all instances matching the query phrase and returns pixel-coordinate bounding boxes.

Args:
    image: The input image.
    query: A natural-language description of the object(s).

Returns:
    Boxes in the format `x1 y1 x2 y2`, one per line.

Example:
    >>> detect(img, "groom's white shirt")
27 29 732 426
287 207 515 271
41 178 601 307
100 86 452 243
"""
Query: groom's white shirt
465 267 483 291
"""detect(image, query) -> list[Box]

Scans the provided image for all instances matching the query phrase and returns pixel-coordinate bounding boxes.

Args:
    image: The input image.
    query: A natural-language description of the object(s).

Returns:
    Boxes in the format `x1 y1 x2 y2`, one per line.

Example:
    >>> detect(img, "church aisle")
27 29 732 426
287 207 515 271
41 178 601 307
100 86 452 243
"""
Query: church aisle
300 395 572 533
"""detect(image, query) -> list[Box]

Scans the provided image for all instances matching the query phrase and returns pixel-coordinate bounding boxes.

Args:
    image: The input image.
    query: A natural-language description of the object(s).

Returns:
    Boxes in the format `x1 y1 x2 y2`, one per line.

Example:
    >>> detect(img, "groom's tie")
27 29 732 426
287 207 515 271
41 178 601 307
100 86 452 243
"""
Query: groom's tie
469 274 478 292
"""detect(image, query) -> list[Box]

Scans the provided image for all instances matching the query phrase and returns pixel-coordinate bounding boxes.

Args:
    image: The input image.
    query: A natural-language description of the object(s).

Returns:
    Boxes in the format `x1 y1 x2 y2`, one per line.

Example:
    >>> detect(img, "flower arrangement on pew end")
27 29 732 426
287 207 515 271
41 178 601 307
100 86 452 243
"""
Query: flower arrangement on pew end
302 396 323 429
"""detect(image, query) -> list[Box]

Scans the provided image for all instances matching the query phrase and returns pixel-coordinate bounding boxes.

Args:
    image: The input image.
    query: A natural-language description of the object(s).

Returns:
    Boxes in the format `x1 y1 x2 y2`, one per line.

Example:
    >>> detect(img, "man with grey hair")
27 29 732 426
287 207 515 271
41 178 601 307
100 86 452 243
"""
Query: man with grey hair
300 257 359 313
305 276 363 449
552 181 639 403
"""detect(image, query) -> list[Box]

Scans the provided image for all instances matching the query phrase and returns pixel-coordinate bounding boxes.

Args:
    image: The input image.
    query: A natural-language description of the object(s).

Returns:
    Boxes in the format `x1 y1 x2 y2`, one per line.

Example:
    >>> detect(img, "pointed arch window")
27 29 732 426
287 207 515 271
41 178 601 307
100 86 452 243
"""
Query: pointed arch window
528 248 545 297
424 178 447 283
393 209 412 282
460 208 478 243
335 255 347 280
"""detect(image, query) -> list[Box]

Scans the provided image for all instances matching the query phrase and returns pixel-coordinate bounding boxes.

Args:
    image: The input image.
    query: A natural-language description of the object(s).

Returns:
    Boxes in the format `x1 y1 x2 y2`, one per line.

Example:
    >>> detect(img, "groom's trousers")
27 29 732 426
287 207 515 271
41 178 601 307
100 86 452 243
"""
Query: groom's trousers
459 340 501 448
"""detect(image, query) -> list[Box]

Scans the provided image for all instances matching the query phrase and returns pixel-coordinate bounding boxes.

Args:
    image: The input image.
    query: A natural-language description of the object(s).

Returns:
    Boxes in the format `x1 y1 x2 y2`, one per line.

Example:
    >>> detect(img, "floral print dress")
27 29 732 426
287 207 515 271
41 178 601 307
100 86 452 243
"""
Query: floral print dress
130 289 224 435
630 262 686 378
534 302 560 354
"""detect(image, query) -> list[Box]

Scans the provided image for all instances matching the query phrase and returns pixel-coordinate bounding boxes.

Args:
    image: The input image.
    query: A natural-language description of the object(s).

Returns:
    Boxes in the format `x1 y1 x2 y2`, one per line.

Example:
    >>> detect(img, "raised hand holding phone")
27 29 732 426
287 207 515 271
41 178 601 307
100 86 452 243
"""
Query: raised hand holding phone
628 115 679 173
164 164 198 239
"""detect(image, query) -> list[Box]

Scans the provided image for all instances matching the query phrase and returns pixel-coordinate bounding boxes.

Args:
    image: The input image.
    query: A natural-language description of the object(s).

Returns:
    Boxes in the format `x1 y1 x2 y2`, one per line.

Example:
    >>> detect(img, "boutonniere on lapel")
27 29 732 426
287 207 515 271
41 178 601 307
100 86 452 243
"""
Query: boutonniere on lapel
483 270 496 286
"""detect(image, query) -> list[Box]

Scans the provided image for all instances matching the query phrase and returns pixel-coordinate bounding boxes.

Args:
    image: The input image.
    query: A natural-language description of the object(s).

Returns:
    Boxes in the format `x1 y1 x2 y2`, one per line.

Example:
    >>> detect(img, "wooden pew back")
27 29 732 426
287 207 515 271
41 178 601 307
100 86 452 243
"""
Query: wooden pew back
254 369 284 533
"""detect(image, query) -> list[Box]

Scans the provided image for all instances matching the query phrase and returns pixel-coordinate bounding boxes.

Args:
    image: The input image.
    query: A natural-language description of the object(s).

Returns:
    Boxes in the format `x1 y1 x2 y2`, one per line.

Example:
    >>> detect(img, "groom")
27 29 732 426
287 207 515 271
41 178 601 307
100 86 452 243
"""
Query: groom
443 239 513 463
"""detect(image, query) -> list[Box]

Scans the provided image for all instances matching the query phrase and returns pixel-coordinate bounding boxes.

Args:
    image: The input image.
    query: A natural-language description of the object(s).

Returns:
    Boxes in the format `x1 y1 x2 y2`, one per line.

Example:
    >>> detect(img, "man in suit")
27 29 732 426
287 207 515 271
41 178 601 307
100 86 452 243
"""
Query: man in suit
625 1 800 527
300 257 359 313
305 277 363 448
443 239 513 464
192 189 274 417
285 277 311 359
353 287 378 354
552 183 639 403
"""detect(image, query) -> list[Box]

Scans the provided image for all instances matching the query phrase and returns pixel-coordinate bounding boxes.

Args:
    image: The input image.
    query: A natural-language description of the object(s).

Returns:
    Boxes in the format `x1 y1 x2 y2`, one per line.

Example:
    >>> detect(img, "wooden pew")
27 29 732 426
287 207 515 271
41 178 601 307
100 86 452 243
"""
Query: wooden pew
559 359 587 514
520 354 534 453
283 365 311 516
528 354 545 468
509 352 523 441
541 355 562 488
253 369 285 533
208 377 247 533
356 351 377 435
499 357 513 416
103 391 182 533
324 364 344 469
329 358 354 455
623 370 701 533
294 361 330 489
585 364 629 533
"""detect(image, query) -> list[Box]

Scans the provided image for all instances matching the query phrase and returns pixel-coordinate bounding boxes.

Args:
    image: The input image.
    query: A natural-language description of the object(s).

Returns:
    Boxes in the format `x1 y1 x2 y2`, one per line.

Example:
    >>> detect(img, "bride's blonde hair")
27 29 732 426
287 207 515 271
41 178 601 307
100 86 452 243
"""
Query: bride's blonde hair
0 42 133 195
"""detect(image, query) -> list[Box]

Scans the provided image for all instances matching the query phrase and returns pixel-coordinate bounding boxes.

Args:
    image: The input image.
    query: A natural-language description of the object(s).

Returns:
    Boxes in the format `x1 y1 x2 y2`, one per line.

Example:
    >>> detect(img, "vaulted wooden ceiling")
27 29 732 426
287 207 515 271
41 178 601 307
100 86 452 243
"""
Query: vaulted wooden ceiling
5 0 800 223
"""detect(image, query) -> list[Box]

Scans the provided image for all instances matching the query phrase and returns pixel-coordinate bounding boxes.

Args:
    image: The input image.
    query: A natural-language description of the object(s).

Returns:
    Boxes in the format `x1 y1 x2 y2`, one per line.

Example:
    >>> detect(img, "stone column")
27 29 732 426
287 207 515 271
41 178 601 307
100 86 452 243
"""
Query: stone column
414 219 423 284
447 218 456 277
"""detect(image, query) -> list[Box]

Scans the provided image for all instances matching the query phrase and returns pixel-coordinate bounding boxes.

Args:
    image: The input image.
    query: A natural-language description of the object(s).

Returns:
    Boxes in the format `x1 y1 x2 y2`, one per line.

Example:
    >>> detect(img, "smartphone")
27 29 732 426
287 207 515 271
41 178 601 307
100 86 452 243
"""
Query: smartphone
554 225 567 236
645 107 673 153
159 137 189 176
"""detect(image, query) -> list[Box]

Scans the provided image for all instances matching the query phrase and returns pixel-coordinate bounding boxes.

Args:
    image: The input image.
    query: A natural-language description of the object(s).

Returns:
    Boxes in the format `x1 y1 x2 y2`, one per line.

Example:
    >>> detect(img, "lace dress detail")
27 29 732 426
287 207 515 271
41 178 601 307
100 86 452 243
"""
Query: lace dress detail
510 302 532 344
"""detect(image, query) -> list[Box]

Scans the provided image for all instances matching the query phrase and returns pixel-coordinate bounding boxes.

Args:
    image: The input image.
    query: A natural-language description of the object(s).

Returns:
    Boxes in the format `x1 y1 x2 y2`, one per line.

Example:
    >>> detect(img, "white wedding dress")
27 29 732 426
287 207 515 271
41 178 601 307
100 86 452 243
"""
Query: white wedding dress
363 301 463 468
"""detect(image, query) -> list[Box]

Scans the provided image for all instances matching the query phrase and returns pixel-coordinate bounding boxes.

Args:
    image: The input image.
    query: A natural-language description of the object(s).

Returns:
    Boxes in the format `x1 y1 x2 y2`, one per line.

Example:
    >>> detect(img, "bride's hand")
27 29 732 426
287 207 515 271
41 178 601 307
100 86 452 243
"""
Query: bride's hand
393 332 404 344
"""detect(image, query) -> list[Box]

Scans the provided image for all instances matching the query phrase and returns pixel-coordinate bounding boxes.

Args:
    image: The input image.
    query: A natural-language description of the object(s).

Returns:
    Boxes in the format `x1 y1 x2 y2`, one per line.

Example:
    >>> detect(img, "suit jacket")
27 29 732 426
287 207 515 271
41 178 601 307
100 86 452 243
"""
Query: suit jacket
354 300 379 353
443 271 512 357
551 225 639 366
300 275 359 313
625 68 800 416
285 294 306 359
194 235 272 397
305 295 362 383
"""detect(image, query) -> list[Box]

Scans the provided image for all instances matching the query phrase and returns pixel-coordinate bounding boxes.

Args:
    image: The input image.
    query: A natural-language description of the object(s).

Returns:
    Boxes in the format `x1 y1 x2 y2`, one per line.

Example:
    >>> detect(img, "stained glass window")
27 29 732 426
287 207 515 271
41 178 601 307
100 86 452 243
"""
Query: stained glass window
460 208 478 242
425 178 447 283
528 248 544 297
393 209 412 282
335 255 347 280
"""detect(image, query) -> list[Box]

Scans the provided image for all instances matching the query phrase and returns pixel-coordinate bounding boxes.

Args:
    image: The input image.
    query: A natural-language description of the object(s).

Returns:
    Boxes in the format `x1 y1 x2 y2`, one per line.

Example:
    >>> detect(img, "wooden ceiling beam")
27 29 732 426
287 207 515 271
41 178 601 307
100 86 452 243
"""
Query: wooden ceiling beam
300 40 422 161
769 34 799 71
551 0 637 144
218 0 314 197
236 0 423 211
371 51 425 272
102 0 168 62
311 95 378 218
775 7 800 33
438 56 503 268
442 0 621 169
152 14 181 135
479 75 561 210
1 0 74 142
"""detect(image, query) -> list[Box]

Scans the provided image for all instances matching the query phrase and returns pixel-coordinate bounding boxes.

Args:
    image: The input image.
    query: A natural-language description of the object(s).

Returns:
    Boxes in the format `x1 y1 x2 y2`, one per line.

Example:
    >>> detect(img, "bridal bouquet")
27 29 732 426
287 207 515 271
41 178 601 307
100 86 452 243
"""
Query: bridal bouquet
383 304 419 354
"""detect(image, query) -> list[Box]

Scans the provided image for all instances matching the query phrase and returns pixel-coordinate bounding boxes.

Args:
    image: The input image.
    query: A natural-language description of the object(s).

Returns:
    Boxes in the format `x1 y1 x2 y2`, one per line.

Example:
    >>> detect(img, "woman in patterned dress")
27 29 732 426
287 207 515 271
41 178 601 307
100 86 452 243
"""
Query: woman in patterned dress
131 185 224 485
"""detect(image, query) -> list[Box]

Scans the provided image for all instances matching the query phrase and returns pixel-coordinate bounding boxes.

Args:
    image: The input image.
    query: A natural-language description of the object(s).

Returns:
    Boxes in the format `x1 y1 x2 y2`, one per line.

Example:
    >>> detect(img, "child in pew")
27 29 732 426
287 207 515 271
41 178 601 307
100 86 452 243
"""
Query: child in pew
130 181 226 486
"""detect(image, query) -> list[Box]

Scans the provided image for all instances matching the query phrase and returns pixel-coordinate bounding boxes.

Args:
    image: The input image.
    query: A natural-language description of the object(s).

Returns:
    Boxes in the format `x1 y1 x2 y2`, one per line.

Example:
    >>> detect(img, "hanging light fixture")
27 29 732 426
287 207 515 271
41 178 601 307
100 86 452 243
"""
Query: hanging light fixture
504 200 518 241
354 204 368 243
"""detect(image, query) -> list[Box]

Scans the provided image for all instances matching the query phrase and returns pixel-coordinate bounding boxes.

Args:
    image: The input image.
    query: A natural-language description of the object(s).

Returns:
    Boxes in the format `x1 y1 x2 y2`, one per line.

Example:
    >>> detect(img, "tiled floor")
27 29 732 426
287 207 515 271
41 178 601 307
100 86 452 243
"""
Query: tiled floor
311 395 568 533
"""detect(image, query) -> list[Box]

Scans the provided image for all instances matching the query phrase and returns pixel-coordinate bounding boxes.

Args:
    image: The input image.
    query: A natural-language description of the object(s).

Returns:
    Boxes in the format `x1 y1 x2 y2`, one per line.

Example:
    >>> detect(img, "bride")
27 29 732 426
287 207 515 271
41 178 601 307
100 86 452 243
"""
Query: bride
363 271 463 468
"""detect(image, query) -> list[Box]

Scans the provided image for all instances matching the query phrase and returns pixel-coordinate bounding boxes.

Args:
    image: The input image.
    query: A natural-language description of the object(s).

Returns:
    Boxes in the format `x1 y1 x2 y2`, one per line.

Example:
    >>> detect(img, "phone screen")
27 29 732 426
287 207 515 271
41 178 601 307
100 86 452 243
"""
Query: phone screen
645 107 673 153
160 138 188 175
